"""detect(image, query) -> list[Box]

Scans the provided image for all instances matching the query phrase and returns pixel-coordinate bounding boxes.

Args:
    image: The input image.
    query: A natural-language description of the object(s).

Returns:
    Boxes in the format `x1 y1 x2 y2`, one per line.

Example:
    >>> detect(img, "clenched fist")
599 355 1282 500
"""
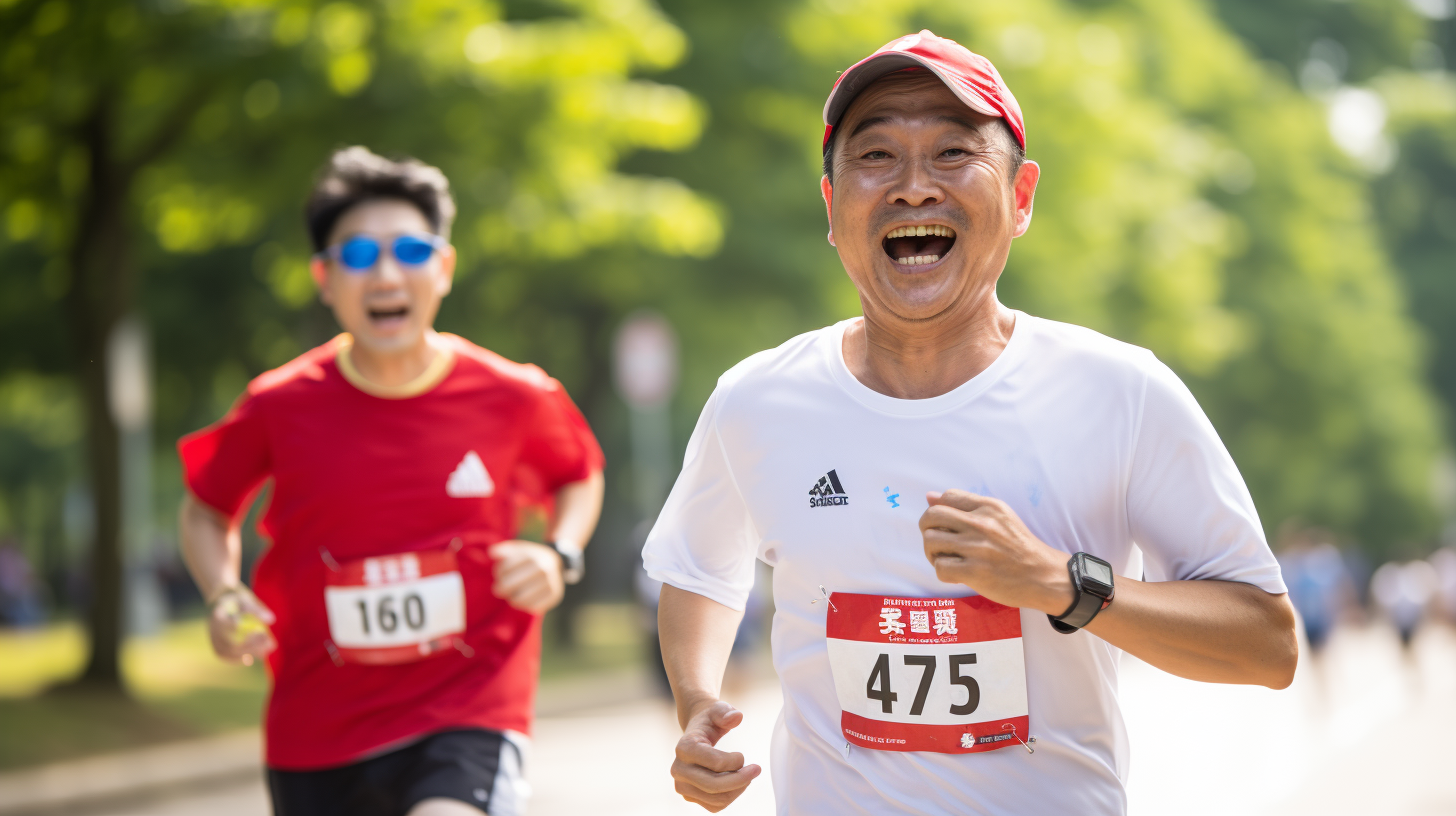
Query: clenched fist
919 489 1073 615
489 541 566 614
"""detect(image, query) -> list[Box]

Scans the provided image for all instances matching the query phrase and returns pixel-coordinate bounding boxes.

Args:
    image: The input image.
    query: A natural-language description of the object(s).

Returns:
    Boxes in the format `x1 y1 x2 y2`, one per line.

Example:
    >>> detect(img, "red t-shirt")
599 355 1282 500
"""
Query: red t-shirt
178 333 603 770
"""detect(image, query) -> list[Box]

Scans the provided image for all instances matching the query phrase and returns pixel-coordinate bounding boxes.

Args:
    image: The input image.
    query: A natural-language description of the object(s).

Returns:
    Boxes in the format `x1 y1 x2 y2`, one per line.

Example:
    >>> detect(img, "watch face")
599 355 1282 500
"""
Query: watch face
1081 556 1114 592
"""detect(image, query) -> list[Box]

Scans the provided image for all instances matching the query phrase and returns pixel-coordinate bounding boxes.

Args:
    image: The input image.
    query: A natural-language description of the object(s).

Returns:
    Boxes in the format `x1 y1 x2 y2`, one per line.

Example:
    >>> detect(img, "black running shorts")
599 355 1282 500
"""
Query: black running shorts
267 728 527 816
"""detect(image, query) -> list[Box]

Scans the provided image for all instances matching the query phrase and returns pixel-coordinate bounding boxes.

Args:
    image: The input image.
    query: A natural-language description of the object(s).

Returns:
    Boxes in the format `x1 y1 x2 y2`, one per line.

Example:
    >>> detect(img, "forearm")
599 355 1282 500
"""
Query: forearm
659 584 744 728
549 470 604 549
178 493 242 601
1079 577 1298 689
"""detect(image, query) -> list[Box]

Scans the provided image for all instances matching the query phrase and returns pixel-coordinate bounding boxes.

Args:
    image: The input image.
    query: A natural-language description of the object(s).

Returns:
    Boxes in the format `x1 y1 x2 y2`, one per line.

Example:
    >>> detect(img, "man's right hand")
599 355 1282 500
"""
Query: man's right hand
671 700 761 812
208 585 277 666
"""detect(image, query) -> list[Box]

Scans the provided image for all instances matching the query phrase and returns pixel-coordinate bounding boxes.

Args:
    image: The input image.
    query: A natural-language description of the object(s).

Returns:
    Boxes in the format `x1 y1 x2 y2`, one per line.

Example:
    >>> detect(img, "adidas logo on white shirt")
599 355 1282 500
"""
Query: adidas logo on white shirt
446 450 495 498
809 469 849 508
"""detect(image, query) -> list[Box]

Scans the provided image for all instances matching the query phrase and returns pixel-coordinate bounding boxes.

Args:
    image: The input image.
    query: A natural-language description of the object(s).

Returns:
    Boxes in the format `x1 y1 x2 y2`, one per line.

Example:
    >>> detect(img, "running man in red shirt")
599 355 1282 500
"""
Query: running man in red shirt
177 147 605 816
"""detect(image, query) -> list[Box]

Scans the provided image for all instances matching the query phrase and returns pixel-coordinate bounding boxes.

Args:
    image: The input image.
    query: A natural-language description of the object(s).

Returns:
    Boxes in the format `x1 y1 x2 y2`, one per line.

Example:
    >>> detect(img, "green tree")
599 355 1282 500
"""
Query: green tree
0 0 717 691
643 0 1444 556
1209 0 1456 528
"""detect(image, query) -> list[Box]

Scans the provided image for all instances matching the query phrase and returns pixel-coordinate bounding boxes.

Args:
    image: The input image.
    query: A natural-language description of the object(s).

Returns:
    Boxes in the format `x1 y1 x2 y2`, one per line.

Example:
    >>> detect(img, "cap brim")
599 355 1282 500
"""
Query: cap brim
822 52 1000 129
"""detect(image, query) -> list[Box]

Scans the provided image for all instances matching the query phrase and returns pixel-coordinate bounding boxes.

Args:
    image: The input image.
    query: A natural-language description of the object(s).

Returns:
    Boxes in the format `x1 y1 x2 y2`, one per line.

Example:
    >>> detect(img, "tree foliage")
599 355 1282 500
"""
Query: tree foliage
1211 0 1456 499
0 0 719 686
644 0 1445 555
0 0 1448 688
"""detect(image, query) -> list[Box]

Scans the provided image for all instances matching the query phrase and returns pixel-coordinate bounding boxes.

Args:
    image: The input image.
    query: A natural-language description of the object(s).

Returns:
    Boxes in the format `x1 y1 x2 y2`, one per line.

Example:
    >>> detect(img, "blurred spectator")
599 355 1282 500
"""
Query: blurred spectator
0 539 46 627
1279 534 1353 652
1371 560 1438 647
1429 547 1456 624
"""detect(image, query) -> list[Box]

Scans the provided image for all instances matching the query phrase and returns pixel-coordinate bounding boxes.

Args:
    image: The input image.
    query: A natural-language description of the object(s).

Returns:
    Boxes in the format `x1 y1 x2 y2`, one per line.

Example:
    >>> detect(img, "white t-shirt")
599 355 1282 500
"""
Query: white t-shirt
643 313 1286 816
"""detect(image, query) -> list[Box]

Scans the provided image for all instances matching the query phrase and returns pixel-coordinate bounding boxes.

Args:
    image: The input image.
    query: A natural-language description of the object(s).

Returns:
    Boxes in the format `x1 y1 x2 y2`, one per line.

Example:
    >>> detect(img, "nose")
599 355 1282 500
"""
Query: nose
887 154 943 208
370 250 407 286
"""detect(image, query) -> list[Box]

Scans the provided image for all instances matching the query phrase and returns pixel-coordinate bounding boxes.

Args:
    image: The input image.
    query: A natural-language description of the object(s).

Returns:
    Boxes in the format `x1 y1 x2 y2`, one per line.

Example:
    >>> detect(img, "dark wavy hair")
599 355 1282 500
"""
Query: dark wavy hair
304 146 456 252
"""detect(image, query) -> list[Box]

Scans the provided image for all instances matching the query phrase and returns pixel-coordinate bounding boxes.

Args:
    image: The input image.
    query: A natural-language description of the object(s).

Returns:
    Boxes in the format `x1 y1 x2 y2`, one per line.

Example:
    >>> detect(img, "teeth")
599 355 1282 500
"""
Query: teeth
895 254 941 266
886 225 955 239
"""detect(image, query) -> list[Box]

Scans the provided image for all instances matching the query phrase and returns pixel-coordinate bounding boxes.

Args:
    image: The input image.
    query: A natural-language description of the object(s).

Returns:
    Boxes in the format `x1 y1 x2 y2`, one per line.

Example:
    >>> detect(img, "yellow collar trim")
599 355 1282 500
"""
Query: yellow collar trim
335 334 455 399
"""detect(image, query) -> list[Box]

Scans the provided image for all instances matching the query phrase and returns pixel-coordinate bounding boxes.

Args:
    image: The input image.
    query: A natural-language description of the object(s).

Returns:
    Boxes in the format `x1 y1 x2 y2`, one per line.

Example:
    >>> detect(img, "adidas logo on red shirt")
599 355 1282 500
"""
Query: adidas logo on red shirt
446 451 495 498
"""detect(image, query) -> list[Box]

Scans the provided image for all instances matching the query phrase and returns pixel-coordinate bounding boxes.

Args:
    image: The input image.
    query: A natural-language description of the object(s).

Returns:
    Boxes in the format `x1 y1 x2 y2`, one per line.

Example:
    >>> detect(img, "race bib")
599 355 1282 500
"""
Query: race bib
826 593 1029 753
324 548 466 665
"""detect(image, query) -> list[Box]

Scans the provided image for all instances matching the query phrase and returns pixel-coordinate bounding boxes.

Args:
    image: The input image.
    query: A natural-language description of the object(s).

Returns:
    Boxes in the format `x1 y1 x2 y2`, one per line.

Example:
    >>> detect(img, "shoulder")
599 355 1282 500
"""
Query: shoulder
438 333 561 396
1017 314 1168 387
243 335 348 402
711 323 837 412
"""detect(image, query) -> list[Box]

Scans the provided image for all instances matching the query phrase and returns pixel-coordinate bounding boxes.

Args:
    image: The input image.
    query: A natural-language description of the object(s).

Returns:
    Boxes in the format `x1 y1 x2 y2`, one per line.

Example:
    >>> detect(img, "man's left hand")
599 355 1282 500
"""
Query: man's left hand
919 490 1071 614
489 541 565 614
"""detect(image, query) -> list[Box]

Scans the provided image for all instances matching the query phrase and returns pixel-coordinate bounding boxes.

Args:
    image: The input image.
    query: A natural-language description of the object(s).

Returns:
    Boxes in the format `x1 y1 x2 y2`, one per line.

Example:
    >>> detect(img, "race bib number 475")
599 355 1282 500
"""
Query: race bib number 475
324 549 466 665
826 593 1028 753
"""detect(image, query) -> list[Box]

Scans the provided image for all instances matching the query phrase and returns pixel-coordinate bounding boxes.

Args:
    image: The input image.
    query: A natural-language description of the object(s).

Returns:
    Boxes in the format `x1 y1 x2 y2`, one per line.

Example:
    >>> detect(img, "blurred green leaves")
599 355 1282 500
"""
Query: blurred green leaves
0 0 721 596
645 0 1447 555
0 0 1449 588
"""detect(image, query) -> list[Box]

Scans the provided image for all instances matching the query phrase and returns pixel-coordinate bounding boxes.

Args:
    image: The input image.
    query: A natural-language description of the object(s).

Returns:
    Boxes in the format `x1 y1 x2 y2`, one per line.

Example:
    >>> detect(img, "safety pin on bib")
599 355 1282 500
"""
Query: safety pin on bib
1002 723 1036 754
319 546 342 572
811 585 838 612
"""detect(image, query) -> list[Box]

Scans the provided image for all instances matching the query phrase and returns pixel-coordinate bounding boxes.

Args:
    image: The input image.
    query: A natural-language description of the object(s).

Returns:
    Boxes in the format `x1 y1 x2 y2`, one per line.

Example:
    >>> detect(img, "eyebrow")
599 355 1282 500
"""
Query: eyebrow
847 113 985 139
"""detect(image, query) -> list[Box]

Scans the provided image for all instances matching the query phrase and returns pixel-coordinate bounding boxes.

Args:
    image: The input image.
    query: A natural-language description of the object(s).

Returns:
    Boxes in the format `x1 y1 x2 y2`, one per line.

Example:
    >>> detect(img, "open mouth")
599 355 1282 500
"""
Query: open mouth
367 306 409 324
883 224 956 267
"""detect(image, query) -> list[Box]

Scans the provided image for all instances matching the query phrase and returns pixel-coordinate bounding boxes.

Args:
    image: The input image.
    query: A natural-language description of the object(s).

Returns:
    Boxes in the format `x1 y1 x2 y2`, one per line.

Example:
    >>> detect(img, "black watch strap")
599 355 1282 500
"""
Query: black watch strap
546 540 584 585
1048 553 1113 634
1048 590 1105 632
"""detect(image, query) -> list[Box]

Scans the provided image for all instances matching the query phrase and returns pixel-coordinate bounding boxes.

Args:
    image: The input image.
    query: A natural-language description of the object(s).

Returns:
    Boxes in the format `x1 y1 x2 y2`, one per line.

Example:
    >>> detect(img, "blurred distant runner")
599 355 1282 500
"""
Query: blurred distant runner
1371 559 1437 647
177 147 604 816
1278 534 1353 652
643 31 1298 815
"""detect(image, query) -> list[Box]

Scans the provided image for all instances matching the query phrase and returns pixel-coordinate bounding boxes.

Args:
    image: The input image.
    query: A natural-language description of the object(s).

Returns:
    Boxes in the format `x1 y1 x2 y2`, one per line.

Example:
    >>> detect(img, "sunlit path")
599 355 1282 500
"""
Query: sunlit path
71 623 1456 815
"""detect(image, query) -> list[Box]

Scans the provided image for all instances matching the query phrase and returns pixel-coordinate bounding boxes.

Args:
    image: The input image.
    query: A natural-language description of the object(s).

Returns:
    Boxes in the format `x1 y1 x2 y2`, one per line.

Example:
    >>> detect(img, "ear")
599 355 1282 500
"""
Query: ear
1011 160 1040 239
820 175 835 246
435 244 457 297
309 257 334 306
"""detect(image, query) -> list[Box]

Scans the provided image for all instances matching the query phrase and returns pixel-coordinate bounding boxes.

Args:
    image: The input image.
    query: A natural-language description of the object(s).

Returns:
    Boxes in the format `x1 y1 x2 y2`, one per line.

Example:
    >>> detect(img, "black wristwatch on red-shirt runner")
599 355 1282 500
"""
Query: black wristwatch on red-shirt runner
546 540 584 585
1048 552 1115 633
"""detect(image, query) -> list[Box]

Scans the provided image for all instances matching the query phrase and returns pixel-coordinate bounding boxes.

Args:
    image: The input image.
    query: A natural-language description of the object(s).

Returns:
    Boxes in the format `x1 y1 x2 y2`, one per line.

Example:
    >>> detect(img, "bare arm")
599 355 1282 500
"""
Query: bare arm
1080 576 1296 687
921 490 1299 689
659 584 761 812
178 493 275 664
490 470 605 614
549 469 604 552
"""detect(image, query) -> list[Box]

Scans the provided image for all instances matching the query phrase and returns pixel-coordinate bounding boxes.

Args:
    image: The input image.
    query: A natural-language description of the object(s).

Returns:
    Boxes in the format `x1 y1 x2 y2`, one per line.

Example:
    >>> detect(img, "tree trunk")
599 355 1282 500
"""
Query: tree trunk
551 302 612 649
67 96 134 692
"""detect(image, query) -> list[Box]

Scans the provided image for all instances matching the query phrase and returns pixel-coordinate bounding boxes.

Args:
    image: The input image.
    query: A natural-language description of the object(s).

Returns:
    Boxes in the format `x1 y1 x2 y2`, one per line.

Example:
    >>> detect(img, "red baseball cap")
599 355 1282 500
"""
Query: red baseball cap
822 30 1025 150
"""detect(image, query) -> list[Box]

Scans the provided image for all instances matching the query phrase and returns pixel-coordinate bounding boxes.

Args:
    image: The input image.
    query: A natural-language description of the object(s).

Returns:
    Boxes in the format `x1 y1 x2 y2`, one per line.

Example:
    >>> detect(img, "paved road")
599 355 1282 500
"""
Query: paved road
90 623 1456 816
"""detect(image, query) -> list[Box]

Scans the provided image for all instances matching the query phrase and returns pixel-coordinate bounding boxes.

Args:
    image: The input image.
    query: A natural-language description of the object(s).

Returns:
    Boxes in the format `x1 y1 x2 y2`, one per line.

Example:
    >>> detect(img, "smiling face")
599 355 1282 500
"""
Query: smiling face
822 71 1038 326
309 198 456 355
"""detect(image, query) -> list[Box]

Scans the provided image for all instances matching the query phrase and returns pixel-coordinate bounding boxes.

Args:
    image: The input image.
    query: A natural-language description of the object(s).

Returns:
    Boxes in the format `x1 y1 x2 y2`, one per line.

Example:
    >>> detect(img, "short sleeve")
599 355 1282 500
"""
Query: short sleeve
642 385 760 611
177 391 272 520
1127 359 1287 594
517 375 604 495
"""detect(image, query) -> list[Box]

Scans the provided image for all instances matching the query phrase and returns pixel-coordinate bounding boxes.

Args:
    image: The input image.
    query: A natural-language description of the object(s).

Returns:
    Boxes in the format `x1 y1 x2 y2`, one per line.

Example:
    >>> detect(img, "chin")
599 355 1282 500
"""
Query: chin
874 275 961 320
351 327 423 354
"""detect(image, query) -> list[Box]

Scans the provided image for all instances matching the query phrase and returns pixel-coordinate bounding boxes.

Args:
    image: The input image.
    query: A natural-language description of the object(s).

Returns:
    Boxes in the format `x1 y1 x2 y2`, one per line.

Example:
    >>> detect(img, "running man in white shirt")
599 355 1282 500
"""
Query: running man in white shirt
643 30 1298 815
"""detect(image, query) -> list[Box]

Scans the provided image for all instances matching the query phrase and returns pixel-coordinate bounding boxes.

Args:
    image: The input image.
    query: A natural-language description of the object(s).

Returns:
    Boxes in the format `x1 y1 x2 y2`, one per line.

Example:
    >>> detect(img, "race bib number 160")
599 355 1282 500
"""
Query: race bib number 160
826 593 1029 753
324 549 466 665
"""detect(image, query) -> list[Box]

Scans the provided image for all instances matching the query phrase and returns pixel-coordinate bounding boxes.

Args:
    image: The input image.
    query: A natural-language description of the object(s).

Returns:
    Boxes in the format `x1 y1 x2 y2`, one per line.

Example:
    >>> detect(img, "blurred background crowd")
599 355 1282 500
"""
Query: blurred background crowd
2 0 1456 812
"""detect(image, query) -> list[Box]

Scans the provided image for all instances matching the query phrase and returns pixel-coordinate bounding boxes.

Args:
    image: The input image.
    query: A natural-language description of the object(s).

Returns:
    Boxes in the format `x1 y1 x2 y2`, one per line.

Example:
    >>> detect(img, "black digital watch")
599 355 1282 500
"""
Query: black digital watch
1048 552 1115 633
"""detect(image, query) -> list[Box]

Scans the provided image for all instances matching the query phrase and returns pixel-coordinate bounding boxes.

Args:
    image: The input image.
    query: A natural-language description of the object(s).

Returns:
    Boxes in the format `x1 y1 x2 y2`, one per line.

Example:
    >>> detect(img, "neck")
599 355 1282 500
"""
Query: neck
843 294 1016 400
347 331 441 388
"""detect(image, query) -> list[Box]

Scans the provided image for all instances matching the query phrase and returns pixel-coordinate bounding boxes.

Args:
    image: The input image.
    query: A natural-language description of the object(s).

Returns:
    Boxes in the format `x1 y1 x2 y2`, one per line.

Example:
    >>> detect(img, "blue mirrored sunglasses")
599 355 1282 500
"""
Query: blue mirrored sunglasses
319 234 446 272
